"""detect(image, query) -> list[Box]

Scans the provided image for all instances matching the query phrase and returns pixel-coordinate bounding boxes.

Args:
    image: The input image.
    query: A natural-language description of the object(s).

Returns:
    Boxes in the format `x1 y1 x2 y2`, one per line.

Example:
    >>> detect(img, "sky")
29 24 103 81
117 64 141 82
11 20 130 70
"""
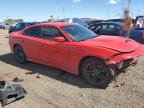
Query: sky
0 0 144 22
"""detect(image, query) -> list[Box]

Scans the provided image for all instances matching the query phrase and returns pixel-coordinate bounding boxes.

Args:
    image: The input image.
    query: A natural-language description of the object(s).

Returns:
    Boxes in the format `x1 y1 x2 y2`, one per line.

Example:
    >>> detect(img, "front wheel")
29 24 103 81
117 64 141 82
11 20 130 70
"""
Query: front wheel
80 58 112 88
14 45 27 64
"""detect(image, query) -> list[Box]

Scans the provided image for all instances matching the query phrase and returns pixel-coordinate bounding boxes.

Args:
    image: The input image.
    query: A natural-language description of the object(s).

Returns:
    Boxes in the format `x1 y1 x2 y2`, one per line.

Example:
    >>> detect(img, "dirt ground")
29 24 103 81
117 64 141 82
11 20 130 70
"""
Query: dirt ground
0 29 144 108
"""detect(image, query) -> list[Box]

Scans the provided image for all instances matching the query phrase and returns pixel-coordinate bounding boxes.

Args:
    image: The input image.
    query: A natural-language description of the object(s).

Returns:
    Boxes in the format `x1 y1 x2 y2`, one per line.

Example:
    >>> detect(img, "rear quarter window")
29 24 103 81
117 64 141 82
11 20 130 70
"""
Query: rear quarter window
24 26 42 38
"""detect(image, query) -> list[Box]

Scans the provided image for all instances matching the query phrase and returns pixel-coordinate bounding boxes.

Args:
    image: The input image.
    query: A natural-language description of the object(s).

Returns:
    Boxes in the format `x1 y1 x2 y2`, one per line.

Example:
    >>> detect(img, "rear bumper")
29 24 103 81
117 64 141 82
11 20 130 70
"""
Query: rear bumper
106 45 144 65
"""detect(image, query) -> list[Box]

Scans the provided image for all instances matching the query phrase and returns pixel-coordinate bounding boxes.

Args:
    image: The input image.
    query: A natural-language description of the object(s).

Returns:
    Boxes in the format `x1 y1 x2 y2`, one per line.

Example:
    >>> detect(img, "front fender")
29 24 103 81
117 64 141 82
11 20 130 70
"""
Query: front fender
85 46 119 61
106 45 144 65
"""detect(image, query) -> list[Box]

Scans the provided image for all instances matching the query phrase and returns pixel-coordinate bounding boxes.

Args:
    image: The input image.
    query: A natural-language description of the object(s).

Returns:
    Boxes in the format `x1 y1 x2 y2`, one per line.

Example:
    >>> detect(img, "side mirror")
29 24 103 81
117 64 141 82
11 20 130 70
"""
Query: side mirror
54 36 65 42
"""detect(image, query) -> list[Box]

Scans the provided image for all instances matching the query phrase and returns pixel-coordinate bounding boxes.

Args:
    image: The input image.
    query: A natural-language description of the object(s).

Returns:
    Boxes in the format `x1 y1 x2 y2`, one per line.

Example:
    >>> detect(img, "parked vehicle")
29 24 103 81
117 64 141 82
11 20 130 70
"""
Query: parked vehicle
9 23 144 88
89 21 144 43
130 16 144 43
3 23 10 30
9 23 18 31
9 22 40 33
89 22 123 36
0 23 5 29
65 18 88 28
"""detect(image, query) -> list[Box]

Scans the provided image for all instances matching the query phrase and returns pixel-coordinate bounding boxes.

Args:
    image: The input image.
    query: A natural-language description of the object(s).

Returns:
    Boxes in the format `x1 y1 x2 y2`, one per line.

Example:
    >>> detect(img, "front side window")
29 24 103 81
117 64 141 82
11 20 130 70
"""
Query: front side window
24 26 42 38
89 25 96 30
95 25 101 31
89 25 101 31
42 26 62 40
61 25 96 42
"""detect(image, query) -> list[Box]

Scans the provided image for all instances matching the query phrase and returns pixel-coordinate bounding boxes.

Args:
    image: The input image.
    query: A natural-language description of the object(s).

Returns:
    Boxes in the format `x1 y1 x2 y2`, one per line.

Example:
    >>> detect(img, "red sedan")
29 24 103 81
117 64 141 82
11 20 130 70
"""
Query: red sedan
9 23 144 88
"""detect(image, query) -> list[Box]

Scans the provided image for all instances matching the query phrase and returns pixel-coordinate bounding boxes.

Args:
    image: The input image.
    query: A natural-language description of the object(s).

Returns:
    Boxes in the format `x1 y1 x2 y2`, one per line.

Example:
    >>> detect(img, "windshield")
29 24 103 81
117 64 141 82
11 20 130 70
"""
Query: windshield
61 25 97 42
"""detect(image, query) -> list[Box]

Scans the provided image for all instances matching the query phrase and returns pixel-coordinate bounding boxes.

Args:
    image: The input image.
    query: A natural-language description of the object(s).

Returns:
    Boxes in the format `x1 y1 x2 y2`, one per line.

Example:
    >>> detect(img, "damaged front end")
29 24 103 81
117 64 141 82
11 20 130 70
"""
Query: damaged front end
106 45 144 77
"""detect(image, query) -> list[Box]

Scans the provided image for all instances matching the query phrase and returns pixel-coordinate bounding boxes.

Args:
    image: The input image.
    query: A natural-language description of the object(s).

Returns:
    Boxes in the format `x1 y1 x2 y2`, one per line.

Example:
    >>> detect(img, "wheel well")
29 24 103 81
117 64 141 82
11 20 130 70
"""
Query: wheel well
13 44 21 50
78 56 104 76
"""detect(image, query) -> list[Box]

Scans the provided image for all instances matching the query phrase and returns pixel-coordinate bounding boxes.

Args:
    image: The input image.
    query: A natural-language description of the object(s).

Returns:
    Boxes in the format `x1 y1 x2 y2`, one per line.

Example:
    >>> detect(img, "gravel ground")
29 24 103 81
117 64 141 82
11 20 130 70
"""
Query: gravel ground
0 30 144 108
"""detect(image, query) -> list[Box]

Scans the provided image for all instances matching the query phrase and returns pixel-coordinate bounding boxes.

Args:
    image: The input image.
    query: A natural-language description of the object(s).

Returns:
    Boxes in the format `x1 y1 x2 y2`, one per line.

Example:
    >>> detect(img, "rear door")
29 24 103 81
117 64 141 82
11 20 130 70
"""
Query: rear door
21 26 43 61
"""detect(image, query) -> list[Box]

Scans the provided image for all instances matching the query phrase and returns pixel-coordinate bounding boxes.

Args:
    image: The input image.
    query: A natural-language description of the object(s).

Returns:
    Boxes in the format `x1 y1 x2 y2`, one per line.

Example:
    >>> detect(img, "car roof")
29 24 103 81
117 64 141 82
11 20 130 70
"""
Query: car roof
94 22 123 27
21 22 76 31
32 22 75 27
101 22 122 25
20 22 39 24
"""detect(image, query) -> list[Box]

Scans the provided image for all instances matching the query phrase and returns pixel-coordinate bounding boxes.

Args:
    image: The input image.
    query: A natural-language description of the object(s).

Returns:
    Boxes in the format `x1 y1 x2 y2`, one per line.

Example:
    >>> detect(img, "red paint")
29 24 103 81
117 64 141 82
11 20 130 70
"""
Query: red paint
9 23 144 75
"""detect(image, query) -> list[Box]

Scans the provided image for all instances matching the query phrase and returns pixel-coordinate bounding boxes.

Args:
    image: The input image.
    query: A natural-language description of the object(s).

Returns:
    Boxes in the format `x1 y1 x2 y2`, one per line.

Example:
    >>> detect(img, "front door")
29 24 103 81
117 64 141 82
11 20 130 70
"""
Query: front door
40 26 72 71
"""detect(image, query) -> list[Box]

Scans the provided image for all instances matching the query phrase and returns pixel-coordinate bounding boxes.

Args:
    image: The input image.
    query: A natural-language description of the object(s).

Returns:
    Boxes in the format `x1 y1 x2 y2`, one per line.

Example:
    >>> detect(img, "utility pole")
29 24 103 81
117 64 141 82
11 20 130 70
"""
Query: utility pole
128 0 131 9
62 8 65 19
107 7 109 20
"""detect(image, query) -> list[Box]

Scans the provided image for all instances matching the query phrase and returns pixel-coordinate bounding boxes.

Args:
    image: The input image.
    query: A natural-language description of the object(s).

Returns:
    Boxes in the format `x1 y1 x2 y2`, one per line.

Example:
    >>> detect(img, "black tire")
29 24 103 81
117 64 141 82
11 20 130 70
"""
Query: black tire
80 58 112 88
14 45 27 64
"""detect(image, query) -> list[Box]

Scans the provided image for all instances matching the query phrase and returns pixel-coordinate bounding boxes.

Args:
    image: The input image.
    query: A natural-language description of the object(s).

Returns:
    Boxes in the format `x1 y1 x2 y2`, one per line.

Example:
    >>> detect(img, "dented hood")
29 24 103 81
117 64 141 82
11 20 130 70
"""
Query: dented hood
80 36 141 53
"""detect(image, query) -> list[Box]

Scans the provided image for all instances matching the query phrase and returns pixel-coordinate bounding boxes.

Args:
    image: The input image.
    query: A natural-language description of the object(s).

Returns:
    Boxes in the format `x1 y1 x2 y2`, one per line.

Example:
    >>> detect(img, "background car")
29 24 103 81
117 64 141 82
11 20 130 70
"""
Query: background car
89 21 144 43
130 16 144 43
9 22 40 33
89 22 123 36
0 23 5 29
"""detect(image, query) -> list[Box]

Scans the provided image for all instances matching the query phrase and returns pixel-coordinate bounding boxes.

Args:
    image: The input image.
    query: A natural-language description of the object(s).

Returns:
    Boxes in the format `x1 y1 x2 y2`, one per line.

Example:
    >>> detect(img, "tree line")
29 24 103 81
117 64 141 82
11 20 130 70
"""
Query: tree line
4 19 24 25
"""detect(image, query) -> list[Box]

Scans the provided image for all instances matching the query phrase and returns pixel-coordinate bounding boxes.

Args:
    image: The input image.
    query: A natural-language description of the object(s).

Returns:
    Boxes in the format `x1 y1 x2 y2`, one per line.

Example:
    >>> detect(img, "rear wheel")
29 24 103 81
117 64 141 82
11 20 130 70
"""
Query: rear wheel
80 58 112 88
14 45 27 64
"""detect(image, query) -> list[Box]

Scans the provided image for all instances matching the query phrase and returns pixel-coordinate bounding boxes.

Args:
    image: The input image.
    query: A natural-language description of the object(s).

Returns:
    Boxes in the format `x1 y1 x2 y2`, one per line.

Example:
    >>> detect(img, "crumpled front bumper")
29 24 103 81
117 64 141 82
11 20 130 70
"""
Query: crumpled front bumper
106 45 144 65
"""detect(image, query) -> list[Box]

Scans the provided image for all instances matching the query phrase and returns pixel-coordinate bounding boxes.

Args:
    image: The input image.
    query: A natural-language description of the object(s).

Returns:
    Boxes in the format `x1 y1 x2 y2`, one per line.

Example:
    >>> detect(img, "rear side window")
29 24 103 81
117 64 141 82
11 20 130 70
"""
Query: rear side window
25 26 42 38
42 26 62 40
108 24 115 30
101 24 108 30
101 24 117 30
